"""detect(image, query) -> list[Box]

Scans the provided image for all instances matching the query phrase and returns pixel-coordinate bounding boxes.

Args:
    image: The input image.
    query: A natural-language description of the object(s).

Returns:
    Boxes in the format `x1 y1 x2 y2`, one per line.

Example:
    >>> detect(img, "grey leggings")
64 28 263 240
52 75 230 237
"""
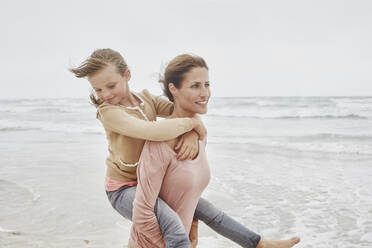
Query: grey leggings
106 186 261 248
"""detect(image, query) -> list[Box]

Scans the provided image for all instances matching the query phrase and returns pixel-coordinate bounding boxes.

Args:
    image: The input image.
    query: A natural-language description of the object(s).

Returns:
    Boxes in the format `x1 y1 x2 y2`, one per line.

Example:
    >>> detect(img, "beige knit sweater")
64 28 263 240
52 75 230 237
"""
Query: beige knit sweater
97 89 194 182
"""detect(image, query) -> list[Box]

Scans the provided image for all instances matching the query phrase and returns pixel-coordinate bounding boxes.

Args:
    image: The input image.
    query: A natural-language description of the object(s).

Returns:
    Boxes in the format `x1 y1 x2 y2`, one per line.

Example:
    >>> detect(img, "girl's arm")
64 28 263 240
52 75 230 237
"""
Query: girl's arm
151 91 204 159
98 105 196 141
175 130 200 160
131 142 171 246
148 91 174 118
148 91 206 137
98 105 206 141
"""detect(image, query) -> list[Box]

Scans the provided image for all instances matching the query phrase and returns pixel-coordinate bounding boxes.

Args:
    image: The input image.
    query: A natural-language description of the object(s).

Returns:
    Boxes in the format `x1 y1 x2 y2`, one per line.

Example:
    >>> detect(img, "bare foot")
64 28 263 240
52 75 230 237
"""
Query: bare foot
257 237 300 248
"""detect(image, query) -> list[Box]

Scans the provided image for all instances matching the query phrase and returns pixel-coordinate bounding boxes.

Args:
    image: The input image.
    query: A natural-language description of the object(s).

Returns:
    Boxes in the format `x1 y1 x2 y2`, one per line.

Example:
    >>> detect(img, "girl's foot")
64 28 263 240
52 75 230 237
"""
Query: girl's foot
257 237 300 248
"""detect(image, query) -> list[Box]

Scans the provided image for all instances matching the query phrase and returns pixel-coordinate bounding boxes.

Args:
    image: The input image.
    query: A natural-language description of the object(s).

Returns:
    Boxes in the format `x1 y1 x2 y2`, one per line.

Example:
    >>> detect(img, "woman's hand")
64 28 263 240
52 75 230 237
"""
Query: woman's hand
175 131 199 160
191 116 207 141
189 219 199 248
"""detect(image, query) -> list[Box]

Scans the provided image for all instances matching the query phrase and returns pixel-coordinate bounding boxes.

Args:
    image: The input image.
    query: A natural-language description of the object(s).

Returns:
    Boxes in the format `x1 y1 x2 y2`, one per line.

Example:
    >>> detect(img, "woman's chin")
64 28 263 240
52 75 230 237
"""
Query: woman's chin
195 108 208 115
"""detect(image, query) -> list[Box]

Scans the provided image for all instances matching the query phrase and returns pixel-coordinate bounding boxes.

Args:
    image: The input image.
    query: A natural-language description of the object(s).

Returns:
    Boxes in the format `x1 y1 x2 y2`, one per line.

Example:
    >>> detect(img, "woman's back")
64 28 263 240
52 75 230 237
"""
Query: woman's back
159 140 210 233
129 140 210 248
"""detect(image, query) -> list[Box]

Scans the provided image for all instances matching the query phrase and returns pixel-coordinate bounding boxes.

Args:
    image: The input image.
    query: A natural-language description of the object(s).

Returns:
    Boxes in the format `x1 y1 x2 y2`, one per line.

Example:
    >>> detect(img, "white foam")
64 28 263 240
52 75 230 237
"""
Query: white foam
361 232 372 242
28 188 41 202
198 236 233 248
0 226 17 233
0 119 103 135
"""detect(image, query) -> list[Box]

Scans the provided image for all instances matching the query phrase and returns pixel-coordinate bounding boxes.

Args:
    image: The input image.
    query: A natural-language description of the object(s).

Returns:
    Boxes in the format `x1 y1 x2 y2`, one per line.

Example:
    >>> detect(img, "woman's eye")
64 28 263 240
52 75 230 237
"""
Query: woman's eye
95 89 102 92
108 85 115 89
205 83 210 87
191 84 199 88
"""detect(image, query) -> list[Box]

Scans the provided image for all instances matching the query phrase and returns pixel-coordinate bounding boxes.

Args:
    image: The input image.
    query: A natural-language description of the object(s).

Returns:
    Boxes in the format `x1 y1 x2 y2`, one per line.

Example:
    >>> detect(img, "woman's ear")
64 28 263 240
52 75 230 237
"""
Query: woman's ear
168 83 177 96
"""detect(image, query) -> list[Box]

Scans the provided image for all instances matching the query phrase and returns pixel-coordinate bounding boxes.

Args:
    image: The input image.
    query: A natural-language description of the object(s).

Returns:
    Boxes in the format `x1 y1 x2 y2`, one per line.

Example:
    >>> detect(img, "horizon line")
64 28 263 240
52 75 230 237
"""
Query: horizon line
1 95 372 100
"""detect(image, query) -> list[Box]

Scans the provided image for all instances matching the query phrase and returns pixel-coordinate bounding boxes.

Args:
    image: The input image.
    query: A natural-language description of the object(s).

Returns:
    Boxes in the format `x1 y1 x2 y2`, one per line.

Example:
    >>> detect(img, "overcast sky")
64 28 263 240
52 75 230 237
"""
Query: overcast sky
1 0 371 98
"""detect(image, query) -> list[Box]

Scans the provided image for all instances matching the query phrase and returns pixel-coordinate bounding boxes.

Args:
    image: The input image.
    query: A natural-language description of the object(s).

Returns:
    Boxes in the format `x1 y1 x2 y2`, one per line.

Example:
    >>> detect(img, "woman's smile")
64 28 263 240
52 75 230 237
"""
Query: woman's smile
171 67 211 117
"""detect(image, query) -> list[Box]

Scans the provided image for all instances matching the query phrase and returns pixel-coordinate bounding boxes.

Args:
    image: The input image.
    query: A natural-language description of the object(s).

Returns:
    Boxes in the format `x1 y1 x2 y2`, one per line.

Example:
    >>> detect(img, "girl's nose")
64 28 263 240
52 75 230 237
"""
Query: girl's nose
102 90 111 99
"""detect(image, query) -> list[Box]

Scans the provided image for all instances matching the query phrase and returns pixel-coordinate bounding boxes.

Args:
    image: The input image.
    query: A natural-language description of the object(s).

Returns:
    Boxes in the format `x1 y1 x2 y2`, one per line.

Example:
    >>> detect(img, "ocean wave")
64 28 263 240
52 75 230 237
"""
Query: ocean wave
0 119 103 134
1 105 93 114
212 133 372 141
207 113 368 119
0 127 41 132
208 135 372 155
289 133 372 142
30 108 72 113
278 114 367 119
0 98 93 114
0 226 21 235
213 96 338 107
0 126 104 135
0 98 87 104
0 179 40 211
213 101 316 109
208 139 372 156
330 97 372 104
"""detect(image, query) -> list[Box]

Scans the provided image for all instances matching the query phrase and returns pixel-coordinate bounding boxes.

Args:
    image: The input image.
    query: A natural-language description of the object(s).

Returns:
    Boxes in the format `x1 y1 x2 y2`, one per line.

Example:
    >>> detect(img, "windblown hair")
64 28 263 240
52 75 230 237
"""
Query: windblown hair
159 54 208 102
69 48 128 107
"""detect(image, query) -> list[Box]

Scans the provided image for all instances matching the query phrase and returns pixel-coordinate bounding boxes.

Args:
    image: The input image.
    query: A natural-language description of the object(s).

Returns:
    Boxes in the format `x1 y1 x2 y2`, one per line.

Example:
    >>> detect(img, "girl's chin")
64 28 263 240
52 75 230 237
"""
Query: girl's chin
107 98 120 105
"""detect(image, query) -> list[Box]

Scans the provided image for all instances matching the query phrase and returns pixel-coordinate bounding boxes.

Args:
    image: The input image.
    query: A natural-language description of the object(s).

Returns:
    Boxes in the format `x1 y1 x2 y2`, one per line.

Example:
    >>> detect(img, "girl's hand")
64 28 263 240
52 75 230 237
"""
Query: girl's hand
191 117 207 141
175 131 199 161
189 219 199 248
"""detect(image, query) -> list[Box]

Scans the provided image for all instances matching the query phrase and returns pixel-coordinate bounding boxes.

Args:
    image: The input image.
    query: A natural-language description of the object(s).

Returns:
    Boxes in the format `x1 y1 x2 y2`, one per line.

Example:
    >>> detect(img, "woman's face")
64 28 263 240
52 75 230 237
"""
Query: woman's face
171 67 211 115
88 64 130 105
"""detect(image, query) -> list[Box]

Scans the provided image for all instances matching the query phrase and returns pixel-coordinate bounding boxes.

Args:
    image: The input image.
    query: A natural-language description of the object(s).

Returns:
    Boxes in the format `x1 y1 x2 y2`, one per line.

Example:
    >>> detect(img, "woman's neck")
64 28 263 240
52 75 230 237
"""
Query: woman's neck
169 104 195 119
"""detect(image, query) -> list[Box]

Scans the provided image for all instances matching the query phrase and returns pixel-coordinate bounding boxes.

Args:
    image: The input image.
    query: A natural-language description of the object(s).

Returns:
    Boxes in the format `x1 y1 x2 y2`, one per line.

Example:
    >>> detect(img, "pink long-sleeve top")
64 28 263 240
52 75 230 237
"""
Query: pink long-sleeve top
129 140 210 248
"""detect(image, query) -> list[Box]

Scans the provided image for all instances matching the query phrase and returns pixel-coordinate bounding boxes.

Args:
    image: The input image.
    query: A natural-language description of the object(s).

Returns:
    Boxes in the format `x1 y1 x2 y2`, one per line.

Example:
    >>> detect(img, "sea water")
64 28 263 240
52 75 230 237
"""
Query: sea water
0 96 371 247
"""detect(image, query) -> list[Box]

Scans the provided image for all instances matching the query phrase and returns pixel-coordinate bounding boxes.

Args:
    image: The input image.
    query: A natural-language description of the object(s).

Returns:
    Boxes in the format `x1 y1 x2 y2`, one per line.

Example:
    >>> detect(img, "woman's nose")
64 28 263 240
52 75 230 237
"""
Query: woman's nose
200 86 210 98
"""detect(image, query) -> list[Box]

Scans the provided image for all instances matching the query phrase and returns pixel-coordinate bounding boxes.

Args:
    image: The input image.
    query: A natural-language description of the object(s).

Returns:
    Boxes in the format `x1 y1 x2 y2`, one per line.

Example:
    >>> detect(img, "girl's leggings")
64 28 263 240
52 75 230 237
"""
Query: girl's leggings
106 185 261 248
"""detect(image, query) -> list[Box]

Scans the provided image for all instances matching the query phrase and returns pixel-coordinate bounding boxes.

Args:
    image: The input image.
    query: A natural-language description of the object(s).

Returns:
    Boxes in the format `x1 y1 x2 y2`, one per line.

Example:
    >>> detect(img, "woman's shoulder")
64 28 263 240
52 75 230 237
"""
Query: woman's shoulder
143 140 176 160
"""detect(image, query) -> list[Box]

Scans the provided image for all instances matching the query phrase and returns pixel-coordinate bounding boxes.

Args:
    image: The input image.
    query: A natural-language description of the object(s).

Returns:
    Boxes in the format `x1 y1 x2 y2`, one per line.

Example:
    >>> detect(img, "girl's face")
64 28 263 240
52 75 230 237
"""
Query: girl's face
88 64 130 105
171 67 211 116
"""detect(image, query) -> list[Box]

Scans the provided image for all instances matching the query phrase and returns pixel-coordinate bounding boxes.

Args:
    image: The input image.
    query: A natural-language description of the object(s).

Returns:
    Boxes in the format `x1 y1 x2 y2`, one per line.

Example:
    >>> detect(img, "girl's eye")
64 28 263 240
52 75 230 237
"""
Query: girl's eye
205 83 210 87
95 89 102 92
108 84 115 89
191 84 199 88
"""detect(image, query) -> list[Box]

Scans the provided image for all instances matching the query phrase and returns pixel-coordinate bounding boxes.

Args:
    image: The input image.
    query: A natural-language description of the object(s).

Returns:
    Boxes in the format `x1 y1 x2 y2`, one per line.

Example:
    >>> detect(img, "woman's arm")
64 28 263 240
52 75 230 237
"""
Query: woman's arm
131 142 171 245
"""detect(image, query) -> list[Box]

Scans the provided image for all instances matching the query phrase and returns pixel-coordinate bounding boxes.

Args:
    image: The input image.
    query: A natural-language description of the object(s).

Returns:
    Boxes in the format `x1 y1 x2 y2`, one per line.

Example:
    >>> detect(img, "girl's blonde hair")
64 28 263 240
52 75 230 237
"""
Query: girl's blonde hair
159 54 208 102
69 48 128 106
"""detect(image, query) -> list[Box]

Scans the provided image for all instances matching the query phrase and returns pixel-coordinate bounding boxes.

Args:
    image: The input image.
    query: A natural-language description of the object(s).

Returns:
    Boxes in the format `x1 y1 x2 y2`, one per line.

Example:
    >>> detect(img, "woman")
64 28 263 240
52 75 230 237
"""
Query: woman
129 54 300 248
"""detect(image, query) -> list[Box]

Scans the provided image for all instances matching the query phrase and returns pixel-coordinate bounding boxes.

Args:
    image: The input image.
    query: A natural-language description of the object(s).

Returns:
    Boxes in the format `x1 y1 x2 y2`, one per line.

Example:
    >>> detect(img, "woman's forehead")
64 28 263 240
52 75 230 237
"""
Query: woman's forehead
182 67 209 83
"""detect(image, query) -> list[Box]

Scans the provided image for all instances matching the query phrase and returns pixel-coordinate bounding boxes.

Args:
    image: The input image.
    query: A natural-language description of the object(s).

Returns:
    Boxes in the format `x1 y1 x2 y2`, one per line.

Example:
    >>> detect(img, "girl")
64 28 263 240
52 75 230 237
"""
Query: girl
70 49 300 248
